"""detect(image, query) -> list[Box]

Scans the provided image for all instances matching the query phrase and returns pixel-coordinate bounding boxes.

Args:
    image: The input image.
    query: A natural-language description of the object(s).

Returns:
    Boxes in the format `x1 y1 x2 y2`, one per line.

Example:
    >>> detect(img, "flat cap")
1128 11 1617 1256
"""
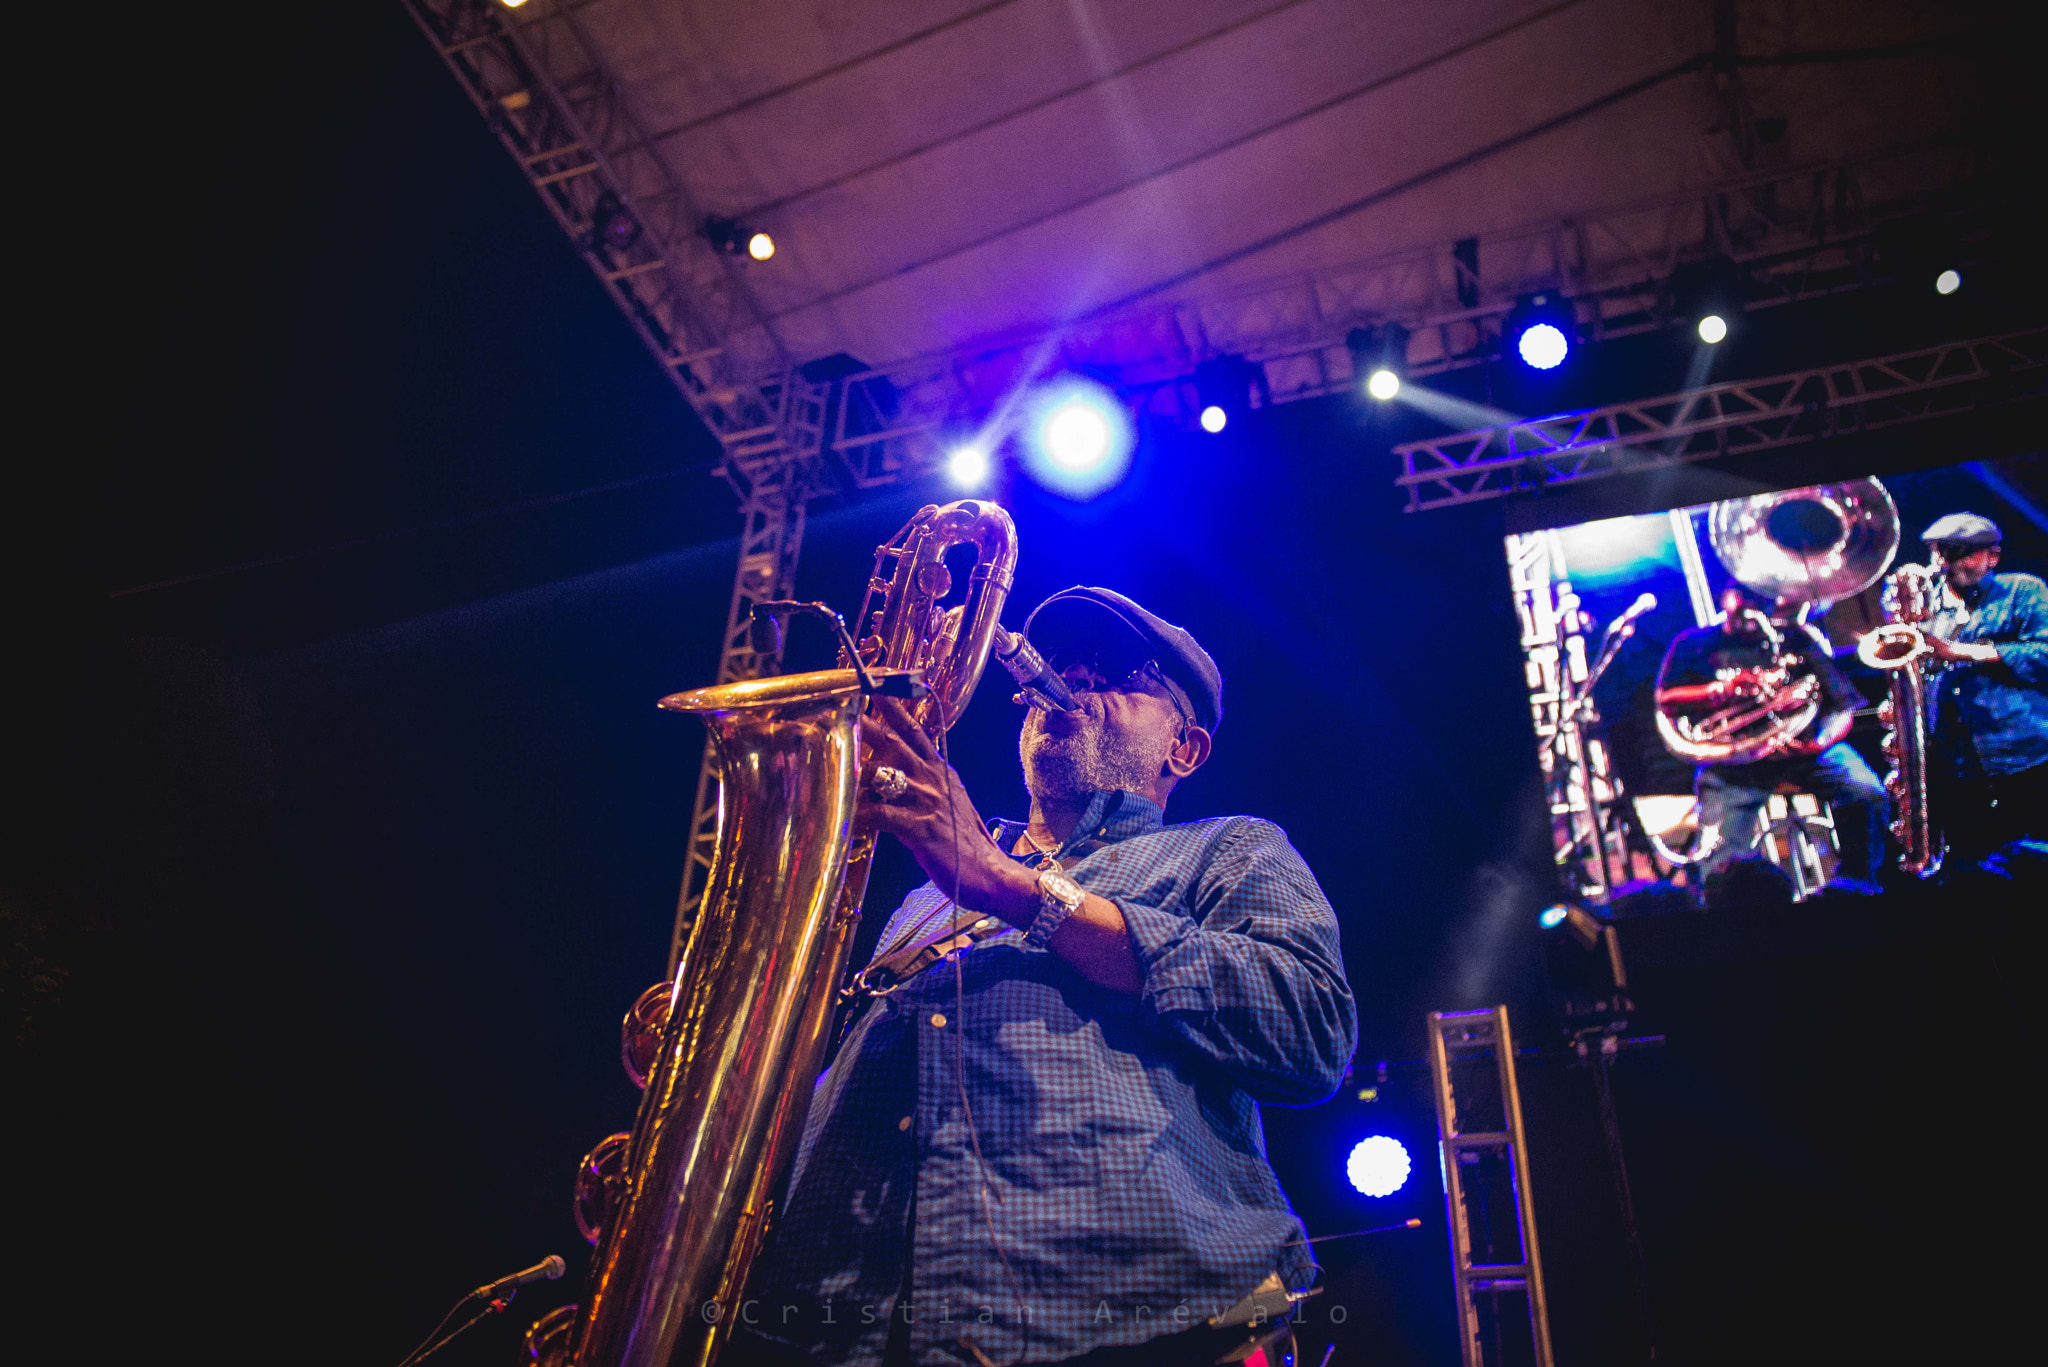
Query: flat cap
1921 512 2002 547
1023 586 1223 732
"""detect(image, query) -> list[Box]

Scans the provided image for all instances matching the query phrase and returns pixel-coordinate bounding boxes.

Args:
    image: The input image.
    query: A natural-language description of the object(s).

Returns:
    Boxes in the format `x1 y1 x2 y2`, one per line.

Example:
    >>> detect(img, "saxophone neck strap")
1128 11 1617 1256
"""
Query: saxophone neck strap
846 909 1010 1000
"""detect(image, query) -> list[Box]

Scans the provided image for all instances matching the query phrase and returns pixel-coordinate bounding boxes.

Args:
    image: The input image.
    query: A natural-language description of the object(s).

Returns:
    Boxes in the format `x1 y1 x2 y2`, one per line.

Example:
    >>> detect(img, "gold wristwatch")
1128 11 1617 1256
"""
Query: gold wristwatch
1026 868 1086 947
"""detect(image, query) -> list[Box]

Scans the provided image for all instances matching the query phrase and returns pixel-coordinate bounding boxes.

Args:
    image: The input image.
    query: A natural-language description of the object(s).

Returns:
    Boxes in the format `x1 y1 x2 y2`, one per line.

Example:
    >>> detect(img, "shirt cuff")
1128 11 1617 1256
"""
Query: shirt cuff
1116 898 1213 1015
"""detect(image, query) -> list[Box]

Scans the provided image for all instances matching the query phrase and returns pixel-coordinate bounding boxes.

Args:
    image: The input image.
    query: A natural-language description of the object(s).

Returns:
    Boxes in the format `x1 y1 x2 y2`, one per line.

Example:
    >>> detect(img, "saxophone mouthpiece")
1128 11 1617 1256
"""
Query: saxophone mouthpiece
994 629 1078 712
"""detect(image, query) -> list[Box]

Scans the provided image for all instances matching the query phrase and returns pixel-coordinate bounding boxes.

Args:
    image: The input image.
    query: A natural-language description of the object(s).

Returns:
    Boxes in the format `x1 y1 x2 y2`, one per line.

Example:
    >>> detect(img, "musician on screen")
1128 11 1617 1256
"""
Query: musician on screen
1916 513 2048 854
729 588 1356 1367
1655 583 1890 883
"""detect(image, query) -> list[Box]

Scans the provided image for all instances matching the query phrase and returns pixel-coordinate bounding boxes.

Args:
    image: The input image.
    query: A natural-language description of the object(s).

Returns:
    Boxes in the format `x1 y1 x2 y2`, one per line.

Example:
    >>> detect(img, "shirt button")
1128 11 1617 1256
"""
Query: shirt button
930 1012 948 1029
898 1115 913 1131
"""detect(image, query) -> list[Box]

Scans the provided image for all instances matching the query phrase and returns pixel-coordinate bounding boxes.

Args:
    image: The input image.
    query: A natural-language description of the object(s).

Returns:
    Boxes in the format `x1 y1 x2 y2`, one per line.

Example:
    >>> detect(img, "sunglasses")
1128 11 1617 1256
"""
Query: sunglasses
1041 645 1194 726
1934 542 1992 560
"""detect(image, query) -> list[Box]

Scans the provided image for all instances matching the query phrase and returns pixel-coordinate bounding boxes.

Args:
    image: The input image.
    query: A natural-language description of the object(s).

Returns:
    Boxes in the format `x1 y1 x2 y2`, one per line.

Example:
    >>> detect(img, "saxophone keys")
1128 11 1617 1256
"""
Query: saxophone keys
621 981 674 1089
574 1132 633 1245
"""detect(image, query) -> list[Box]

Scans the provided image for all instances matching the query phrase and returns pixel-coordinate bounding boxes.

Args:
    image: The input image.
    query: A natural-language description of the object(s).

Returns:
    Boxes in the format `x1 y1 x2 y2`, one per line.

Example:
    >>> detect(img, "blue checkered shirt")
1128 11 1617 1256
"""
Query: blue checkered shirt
739 790 1356 1365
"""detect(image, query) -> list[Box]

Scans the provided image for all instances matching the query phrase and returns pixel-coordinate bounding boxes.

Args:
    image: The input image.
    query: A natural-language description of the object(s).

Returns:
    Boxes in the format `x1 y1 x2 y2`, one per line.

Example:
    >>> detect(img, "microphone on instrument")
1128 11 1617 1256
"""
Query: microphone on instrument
474 1255 566 1301
993 629 1078 712
1606 592 1657 636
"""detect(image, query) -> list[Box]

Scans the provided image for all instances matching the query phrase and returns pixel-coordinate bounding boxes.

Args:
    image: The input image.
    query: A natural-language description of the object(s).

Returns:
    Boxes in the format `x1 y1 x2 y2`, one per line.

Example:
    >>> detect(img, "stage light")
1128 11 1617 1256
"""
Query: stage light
1518 324 1567 370
1538 904 1569 929
1023 379 1133 499
1346 1136 1412 1198
706 216 773 261
947 445 989 486
1697 314 1728 344
499 0 530 7
1935 269 1961 295
1192 354 1265 434
1348 322 1410 400
1505 293 1573 371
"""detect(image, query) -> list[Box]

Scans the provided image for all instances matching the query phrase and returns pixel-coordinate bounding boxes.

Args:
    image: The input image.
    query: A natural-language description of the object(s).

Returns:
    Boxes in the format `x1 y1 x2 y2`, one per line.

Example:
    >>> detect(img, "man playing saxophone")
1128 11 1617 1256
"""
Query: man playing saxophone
1655 583 1889 884
728 587 1356 1367
1916 513 2048 855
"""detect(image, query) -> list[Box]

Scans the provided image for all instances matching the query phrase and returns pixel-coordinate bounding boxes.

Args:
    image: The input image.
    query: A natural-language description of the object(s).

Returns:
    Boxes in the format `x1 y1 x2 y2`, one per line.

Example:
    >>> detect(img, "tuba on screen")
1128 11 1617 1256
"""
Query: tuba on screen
1656 479 1899 764
530 500 1023 1367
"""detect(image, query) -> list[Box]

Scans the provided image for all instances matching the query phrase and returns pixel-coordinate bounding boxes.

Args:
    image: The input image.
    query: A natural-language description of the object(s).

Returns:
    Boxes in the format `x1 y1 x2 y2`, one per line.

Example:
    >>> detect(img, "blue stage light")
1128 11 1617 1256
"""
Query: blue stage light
1538 905 1569 929
1346 1136 1412 1197
1199 404 1228 433
1024 380 1133 499
1506 292 1574 371
1517 323 1568 370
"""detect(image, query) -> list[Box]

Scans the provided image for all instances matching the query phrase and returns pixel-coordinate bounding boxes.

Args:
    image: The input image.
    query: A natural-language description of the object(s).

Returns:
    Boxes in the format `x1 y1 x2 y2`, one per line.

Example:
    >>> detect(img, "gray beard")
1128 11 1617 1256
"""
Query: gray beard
1018 703 1172 802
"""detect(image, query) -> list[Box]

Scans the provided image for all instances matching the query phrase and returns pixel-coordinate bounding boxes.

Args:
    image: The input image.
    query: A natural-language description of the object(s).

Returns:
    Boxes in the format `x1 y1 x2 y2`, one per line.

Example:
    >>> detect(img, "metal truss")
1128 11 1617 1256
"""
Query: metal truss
667 489 812 970
1396 326 2048 512
399 0 836 498
403 0 851 958
839 138 1986 443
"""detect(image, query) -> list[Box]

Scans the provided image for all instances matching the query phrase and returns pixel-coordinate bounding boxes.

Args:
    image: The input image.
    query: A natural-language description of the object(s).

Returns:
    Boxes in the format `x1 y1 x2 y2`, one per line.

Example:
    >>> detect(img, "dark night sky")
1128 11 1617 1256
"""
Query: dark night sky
15 6 2045 1367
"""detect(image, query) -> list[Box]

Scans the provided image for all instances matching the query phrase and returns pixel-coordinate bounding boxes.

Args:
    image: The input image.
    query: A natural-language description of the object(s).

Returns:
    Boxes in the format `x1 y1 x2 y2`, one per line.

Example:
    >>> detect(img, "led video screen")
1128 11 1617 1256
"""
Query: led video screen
1505 457 2043 907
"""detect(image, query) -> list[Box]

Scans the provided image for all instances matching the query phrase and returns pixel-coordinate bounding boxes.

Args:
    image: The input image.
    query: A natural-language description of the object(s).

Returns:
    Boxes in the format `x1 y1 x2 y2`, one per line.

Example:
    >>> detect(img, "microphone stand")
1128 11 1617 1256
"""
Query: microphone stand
1552 610 1648 898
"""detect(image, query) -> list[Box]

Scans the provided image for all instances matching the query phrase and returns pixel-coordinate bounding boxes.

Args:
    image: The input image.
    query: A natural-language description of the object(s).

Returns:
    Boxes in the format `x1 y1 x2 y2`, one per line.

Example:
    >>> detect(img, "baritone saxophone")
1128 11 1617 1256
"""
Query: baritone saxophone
1858 562 1946 878
534 500 1022 1367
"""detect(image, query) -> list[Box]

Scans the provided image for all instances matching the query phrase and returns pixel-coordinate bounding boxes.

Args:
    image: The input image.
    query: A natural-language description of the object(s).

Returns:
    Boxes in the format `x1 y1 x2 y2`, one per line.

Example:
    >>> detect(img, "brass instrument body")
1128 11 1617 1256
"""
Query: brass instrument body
567 500 1021 1367
1656 480 1900 766
1858 563 1946 877
575 669 870 1367
1655 664 1820 763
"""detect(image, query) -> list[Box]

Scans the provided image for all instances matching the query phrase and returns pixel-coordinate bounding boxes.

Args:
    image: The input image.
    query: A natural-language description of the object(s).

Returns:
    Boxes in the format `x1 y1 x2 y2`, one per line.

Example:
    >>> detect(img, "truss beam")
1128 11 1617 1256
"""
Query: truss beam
1394 327 2047 512
833 139 1991 446
402 0 834 497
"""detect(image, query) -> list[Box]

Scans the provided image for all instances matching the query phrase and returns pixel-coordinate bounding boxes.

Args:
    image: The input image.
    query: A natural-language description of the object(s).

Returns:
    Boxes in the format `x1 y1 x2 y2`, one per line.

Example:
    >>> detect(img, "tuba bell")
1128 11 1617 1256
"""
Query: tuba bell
545 500 1023 1367
1656 479 1900 764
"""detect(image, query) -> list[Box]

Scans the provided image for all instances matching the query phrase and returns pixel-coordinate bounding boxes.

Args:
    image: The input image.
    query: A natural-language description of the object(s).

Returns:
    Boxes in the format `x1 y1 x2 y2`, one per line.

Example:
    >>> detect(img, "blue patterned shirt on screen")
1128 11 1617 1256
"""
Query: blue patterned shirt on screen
1929 571 2048 777
739 788 1356 1366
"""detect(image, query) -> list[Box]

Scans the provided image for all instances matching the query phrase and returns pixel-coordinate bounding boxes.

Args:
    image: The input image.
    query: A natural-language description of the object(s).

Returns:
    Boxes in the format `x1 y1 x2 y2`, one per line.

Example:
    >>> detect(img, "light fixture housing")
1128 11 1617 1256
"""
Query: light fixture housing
706 215 772 260
1505 293 1574 371
1348 322 1410 399
1191 354 1265 434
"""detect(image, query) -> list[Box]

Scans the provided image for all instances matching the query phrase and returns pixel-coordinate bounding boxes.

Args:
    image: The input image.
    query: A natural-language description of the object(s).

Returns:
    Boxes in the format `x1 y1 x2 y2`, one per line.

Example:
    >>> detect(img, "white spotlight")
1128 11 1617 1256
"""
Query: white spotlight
946 446 989 486
1697 314 1728 345
747 232 776 261
1046 407 1109 469
1517 323 1569 371
1346 1136 1412 1198
1199 405 1228 434
1023 379 1133 499
1935 269 1961 296
1367 368 1401 401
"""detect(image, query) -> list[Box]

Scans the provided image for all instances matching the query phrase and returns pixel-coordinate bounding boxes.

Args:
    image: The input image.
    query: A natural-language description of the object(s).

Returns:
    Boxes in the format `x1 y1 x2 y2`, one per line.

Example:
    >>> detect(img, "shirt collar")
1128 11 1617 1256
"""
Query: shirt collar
991 789 1166 861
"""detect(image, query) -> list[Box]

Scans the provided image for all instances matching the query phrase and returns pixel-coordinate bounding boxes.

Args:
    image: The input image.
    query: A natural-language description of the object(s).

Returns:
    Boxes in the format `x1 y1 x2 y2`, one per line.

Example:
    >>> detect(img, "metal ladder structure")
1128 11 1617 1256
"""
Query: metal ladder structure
1426 1007 1555 1367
